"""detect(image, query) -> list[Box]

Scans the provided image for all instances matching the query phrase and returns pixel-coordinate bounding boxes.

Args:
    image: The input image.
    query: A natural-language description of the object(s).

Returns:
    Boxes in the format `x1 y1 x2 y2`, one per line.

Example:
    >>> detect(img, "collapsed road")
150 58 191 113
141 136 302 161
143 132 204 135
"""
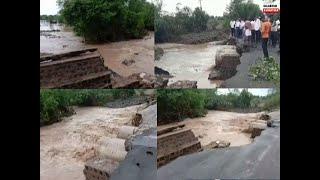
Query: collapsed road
157 111 280 180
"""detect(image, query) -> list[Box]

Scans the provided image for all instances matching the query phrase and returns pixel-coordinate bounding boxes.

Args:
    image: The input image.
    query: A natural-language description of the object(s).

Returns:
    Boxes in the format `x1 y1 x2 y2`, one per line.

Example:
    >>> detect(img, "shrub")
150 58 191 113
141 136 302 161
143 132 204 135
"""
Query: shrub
157 89 207 124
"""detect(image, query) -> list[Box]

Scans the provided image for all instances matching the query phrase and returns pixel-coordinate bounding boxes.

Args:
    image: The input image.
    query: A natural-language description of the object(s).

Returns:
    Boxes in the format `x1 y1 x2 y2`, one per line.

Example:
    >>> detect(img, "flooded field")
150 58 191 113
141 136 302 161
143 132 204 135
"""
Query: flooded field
40 20 154 77
40 20 85 54
155 43 225 88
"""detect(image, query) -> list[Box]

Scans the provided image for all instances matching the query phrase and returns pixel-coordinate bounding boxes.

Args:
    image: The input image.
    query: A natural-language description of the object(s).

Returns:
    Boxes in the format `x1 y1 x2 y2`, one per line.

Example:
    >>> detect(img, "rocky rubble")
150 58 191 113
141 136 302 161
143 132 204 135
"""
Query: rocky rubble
155 66 172 78
167 80 197 89
205 140 231 149
112 72 156 88
122 59 135 66
155 47 164 61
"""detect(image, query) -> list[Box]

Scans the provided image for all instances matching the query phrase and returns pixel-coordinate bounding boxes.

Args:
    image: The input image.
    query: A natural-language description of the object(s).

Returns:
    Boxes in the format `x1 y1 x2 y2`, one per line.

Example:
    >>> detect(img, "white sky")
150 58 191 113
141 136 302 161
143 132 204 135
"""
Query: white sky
40 0 59 15
160 0 280 16
217 88 273 97
40 0 280 16
40 0 155 15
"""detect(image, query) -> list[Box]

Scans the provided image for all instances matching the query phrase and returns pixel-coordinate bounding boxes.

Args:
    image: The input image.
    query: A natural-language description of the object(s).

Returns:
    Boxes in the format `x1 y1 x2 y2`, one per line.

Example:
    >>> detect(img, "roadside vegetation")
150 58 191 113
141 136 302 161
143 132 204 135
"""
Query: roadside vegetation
57 0 155 42
157 89 280 123
249 57 280 85
40 89 135 126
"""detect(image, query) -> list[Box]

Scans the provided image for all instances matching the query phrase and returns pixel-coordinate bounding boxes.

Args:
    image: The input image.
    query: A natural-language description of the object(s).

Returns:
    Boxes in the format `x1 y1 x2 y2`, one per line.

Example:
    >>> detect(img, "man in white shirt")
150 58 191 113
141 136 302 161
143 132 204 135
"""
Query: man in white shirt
235 19 241 38
240 20 245 38
244 20 252 46
230 20 235 37
254 17 261 43
251 19 256 45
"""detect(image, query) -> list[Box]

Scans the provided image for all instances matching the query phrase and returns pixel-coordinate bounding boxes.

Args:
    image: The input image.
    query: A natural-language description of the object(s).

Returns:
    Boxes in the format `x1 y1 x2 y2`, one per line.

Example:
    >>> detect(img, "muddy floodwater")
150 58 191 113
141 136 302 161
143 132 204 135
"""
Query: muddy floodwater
155 43 225 88
40 105 144 180
160 110 266 147
88 32 154 77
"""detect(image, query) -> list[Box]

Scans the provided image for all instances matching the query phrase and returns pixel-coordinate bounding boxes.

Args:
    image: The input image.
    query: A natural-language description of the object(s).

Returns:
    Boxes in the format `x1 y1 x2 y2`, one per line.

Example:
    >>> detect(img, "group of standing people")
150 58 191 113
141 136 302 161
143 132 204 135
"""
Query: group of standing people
230 17 280 58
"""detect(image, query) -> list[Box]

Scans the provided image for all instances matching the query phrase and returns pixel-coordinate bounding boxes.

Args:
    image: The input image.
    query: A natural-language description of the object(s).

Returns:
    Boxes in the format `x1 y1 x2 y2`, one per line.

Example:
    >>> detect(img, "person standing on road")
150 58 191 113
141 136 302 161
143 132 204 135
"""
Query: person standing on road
251 19 256 45
254 17 262 43
230 20 236 37
240 19 245 39
270 20 278 47
245 20 252 46
276 19 280 52
235 19 241 38
261 17 272 58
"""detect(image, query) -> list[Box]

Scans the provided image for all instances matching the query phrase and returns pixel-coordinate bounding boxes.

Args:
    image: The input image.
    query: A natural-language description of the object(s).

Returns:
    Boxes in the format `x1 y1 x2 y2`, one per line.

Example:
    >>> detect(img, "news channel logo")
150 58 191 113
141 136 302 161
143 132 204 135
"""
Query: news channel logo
262 0 280 14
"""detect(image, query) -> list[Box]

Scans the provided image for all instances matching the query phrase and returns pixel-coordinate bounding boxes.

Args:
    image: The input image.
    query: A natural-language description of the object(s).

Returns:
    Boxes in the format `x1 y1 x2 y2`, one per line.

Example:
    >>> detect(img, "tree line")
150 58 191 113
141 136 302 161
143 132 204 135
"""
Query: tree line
40 89 136 126
57 0 155 42
155 0 264 43
157 89 280 124
40 15 62 23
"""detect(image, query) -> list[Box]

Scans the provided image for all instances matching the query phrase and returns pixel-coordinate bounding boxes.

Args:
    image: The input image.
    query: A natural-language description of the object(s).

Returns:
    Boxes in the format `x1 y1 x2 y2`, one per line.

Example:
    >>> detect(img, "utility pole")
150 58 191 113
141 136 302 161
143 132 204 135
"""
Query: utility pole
199 0 202 10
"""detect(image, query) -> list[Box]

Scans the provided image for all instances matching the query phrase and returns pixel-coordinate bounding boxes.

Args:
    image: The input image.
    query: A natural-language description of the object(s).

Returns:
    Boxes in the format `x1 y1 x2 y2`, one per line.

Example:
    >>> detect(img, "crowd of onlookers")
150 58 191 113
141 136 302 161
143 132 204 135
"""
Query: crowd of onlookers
230 17 280 58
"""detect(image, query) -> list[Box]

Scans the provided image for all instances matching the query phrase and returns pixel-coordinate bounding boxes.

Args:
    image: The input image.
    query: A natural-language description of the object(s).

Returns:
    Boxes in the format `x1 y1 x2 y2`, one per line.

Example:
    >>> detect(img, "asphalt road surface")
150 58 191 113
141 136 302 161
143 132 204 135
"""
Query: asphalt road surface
224 43 280 88
157 111 280 180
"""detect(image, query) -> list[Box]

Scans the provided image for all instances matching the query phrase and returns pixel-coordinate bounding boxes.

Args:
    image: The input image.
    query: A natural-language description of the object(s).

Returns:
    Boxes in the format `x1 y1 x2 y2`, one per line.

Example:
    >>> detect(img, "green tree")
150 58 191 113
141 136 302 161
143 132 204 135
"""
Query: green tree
58 0 154 42
192 7 209 32
226 0 262 20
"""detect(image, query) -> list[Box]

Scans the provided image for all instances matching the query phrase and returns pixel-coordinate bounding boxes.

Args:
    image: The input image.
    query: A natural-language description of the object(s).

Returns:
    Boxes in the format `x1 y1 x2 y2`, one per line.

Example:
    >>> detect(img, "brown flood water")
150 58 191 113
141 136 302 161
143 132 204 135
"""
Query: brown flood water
159 110 265 147
88 32 154 77
40 105 144 180
155 43 230 88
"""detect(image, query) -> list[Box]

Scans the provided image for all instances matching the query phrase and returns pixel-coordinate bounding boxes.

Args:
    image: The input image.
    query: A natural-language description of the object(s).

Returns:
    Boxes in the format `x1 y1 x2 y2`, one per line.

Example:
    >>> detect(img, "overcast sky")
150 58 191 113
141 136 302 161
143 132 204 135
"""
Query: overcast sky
217 88 273 96
40 0 154 15
160 0 280 16
41 0 280 16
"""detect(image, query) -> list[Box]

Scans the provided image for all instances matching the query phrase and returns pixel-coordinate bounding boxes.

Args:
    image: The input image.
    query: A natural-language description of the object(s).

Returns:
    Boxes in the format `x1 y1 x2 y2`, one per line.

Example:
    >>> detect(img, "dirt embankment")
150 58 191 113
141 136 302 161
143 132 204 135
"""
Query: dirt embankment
157 30 229 45
40 104 146 180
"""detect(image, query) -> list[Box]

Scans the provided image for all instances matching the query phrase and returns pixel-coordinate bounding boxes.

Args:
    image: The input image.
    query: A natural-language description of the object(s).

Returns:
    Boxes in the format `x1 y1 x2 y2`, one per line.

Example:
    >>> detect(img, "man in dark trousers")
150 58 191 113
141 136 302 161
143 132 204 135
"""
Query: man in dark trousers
261 17 272 58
